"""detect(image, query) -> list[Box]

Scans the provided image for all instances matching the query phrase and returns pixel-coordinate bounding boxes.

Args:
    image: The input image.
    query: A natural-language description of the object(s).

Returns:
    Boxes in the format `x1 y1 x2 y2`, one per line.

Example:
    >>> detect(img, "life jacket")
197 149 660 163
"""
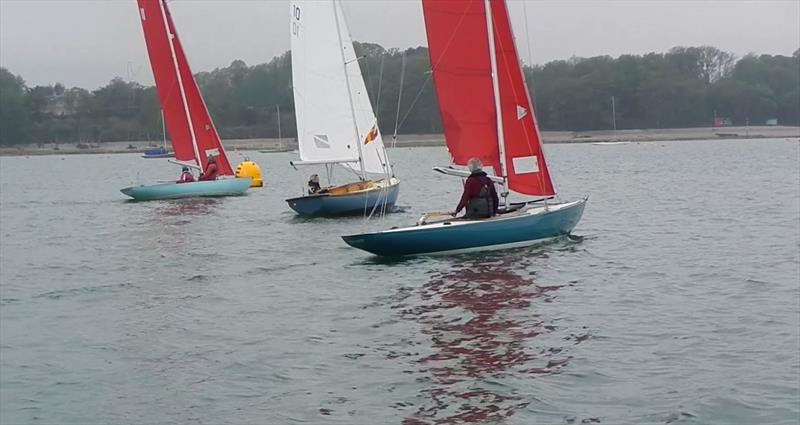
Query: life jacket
177 172 194 184
466 176 494 219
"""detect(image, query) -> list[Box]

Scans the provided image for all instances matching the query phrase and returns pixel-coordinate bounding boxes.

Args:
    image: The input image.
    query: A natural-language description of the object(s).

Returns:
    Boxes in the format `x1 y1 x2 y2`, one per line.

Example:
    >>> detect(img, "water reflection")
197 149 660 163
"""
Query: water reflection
152 198 220 219
395 252 577 424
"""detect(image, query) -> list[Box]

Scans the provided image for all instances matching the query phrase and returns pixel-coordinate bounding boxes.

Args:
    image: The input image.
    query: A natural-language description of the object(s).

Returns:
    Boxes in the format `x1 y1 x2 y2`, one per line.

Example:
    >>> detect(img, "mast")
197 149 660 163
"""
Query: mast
157 0 201 166
160 109 166 150
331 0 367 180
484 0 509 207
276 104 282 145
611 95 617 140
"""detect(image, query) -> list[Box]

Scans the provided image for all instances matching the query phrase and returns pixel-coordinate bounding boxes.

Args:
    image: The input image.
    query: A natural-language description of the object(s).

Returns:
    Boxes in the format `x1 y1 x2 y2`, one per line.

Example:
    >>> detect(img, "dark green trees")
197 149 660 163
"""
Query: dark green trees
0 44 797 146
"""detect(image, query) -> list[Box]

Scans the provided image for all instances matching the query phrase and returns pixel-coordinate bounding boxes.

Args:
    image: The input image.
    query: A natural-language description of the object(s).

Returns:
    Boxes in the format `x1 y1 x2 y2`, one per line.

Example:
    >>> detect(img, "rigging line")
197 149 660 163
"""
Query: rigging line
521 0 539 115
522 0 533 67
392 1 471 135
375 53 385 122
391 51 407 147
396 75 430 133
364 185 386 222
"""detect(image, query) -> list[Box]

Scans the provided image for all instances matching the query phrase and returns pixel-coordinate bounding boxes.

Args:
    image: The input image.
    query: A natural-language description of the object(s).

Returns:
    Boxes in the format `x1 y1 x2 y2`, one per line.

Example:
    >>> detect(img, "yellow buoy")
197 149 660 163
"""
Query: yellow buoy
235 160 263 187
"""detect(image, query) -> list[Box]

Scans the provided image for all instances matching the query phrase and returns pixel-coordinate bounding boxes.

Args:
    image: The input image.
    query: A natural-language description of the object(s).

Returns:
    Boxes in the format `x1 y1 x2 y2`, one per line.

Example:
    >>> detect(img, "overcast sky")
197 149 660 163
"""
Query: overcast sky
1 0 798 89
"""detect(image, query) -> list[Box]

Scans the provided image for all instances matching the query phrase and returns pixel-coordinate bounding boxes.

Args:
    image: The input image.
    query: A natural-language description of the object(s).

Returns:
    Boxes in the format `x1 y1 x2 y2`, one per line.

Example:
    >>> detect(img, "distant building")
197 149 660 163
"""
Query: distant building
713 117 732 126
44 94 72 117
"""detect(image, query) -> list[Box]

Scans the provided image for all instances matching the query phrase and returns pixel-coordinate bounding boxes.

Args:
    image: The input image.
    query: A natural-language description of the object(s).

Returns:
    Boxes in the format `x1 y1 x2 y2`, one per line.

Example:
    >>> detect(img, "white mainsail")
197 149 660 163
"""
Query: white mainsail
290 0 389 176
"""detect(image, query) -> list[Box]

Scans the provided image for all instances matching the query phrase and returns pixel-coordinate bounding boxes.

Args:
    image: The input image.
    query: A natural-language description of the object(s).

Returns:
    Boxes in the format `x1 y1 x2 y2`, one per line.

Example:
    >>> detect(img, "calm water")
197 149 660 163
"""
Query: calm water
1 139 798 425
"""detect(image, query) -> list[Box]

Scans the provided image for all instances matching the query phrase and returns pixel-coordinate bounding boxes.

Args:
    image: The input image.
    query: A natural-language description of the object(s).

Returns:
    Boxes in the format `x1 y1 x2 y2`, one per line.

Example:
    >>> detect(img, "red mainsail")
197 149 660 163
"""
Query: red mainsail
137 0 233 175
422 0 554 196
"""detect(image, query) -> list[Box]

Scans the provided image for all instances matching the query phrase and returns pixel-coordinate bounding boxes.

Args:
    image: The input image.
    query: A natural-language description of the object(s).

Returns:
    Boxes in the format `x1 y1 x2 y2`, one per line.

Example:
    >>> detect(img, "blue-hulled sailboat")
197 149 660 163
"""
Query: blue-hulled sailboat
285 0 399 217
342 0 586 256
121 0 252 201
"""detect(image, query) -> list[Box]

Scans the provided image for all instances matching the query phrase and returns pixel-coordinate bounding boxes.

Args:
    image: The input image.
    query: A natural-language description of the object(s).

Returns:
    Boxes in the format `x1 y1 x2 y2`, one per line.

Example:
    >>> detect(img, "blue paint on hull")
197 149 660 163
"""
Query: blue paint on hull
286 181 400 217
142 147 172 158
342 198 586 256
120 178 252 201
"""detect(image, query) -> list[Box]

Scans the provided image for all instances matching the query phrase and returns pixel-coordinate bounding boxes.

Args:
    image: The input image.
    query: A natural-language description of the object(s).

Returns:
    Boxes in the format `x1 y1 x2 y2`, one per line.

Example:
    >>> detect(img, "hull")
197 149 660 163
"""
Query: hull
142 147 172 158
342 198 587 256
121 178 252 201
286 178 399 217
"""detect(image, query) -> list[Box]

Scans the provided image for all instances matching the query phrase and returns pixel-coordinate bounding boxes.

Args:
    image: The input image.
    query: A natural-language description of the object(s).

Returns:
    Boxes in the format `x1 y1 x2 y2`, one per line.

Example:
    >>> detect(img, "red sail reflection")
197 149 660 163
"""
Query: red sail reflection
395 254 580 424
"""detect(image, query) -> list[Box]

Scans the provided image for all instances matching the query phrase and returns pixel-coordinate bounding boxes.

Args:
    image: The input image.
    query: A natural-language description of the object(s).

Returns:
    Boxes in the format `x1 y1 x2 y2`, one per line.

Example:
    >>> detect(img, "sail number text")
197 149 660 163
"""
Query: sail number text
292 5 301 37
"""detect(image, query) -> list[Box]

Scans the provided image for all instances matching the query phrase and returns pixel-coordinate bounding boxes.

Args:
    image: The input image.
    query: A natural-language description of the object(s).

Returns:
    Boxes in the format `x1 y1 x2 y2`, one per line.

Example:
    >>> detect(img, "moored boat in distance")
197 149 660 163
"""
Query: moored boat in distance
285 0 399 217
342 0 586 256
122 0 254 201
142 146 172 158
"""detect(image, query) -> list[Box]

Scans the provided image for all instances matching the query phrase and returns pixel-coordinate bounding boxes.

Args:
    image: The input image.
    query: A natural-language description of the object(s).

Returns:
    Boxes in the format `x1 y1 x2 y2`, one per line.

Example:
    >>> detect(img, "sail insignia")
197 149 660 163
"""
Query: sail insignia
314 134 331 149
516 105 527 120
512 156 539 174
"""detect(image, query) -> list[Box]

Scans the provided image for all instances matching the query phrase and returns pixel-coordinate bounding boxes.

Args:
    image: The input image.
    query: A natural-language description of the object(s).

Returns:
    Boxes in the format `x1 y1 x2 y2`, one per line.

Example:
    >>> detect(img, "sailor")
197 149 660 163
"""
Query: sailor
198 155 218 181
177 166 195 184
308 174 322 194
453 158 499 219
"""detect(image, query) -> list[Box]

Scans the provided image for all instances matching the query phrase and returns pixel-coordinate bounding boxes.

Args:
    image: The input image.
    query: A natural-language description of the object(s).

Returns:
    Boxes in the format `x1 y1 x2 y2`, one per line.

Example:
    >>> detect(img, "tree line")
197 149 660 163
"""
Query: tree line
1 44 798 145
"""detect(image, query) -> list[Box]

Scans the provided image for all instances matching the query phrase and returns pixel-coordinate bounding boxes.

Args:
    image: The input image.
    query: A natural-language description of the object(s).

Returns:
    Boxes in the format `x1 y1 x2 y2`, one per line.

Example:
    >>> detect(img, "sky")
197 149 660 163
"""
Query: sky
1 0 798 89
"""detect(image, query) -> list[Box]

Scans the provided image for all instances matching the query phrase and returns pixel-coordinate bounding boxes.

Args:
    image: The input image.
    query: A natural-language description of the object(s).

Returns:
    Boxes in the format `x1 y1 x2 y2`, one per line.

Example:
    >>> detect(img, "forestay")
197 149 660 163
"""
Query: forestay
421 0 554 196
290 0 390 176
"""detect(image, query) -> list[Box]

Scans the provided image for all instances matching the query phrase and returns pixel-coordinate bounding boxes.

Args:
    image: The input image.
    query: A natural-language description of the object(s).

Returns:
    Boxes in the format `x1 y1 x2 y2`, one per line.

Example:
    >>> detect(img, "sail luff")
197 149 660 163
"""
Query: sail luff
421 0 501 173
165 3 233 175
332 0 367 180
489 0 555 196
137 0 192 162
289 0 389 176
157 0 201 167
483 0 509 206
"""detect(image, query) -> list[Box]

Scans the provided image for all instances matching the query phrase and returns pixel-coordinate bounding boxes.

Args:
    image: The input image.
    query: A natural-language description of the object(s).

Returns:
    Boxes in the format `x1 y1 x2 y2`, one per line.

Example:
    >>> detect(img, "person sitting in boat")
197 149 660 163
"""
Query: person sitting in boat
308 174 322 194
198 155 218 181
453 158 499 219
177 166 195 184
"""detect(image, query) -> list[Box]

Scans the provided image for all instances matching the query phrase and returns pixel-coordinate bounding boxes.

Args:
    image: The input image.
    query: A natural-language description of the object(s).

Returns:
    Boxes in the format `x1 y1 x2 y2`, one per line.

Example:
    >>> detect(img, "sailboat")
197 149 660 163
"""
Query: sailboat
121 0 252 201
142 110 173 158
342 0 586 256
285 0 399 216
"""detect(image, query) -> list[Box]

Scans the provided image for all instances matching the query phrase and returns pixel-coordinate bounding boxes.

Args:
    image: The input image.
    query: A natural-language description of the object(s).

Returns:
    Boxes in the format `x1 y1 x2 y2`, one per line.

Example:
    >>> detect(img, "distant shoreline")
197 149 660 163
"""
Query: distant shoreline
1 126 797 157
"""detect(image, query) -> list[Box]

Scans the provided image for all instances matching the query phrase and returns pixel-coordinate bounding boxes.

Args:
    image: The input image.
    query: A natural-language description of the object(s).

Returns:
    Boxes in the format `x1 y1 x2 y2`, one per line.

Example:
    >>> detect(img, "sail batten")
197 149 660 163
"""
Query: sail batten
421 0 555 197
137 0 233 175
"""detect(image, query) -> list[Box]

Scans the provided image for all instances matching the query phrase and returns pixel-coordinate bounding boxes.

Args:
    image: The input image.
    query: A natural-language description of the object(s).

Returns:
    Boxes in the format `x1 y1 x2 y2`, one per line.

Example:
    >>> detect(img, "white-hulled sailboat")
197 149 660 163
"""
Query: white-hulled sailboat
342 0 586 256
285 0 399 217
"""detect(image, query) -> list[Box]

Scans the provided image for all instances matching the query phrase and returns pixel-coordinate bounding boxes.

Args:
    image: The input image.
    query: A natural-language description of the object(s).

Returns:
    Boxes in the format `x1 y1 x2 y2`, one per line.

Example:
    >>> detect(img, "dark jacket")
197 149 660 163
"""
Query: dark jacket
455 171 499 218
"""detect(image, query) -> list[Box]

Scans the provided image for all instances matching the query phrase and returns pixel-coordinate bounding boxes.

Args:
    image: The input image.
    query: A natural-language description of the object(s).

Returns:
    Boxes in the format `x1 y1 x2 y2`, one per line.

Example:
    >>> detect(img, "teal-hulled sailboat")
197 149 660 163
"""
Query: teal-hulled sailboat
342 0 586 256
122 0 251 201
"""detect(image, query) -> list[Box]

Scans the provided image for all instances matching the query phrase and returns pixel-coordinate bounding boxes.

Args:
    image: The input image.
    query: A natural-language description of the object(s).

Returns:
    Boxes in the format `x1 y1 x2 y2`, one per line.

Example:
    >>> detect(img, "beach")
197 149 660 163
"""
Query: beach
1 125 797 156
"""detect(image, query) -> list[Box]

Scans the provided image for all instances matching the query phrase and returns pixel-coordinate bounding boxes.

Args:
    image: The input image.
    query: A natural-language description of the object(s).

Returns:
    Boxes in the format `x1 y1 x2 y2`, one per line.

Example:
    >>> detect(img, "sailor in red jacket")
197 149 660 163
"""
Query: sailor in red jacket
176 166 195 184
453 158 499 219
198 155 218 181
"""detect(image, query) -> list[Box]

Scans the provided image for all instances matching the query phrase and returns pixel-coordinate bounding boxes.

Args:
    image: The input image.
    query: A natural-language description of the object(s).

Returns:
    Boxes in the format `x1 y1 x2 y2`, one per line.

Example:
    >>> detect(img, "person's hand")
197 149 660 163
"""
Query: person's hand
451 211 457 217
